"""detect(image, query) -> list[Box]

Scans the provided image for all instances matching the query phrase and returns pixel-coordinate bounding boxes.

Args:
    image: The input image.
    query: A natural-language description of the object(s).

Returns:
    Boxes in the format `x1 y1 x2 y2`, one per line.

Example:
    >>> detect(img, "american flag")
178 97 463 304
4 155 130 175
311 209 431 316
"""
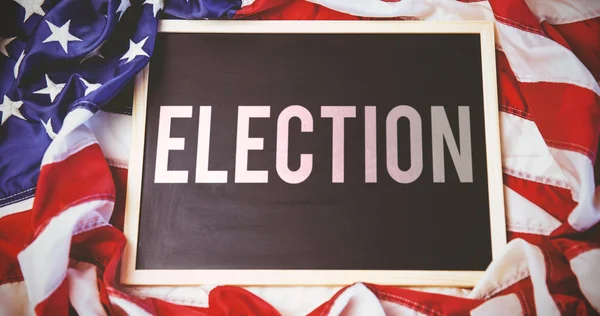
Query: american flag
1 0 599 315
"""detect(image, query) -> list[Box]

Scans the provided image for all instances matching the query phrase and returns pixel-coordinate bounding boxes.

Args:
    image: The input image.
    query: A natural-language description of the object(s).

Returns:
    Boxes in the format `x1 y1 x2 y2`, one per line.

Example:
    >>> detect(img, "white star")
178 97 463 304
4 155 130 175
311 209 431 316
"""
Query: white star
41 118 57 139
116 0 131 20
79 78 101 96
80 40 106 63
14 50 24 79
34 74 65 102
42 20 82 54
143 0 163 17
120 36 149 64
0 37 16 57
0 96 26 125
13 0 45 22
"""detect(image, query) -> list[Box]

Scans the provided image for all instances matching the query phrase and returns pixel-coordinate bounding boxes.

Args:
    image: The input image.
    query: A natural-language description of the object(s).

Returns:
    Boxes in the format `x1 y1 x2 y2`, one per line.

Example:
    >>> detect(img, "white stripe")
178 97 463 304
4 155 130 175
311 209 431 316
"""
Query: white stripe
309 0 600 97
518 242 561 316
327 283 386 316
243 286 342 315
42 108 97 166
496 22 600 96
504 186 562 235
549 148 600 231
381 300 426 316
109 296 152 316
500 112 569 189
470 294 522 316
0 197 33 220
0 281 35 316
308 0 492 20
122 285 211 307
469 239 560 316
17 199 113 306
67 261 107 316
525 0 600 24
406 286 470 297
84 111 131 169
310 0 600 24
570 249 600 312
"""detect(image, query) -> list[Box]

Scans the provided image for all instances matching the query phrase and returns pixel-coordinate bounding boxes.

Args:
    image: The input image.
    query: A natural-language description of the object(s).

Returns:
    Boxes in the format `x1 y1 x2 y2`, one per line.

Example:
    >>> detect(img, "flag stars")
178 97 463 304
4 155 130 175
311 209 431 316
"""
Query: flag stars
41 118 57 139
42 20 82 54
0 37 16 57
34 74 65 102
117 0 131 20
80 40 106 63
120 36 149 64
0 96 26 125
13 0 45 22
80 78 101 96
14 50 25 79
143 0 163 17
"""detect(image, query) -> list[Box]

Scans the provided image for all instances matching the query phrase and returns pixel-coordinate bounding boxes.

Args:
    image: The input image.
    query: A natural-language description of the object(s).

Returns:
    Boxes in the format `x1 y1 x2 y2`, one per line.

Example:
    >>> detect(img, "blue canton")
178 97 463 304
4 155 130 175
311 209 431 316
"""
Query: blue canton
0 0 241 206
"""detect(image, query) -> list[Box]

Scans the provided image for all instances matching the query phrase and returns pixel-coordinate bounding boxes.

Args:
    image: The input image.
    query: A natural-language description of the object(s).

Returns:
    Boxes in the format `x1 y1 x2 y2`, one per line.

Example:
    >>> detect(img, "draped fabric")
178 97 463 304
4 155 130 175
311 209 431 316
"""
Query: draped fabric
0 0 599 314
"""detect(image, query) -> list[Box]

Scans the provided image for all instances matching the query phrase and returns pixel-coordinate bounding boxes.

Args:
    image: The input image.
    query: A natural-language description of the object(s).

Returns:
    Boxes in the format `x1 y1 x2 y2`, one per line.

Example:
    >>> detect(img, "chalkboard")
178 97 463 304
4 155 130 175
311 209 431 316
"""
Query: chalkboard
121 20 506 287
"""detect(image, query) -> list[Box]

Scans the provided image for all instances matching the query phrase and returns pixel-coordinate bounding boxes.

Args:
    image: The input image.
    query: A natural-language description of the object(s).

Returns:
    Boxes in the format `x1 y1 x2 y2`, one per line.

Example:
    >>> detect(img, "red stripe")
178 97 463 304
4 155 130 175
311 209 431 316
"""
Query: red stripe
34 279 69 316
70 226 125 274
234 0 294 19
107 284 277 316
504 174 576 223
493 276 535 315
596 137 600 184
497 49 599 160
235 0 358 20
235 0 420 20
488 0 546 36
67 225 145 315
488 1 600 159
488 0 600 163
497 47 599 161
490 3 600 86
541 242 595 314
0 210 30 285
199 285 280 315
539 21 574 51
545 17 600 81
30 144 115 238
364 283 482 315
496 50 532 119
519 82 600 160
108 167 128 231
509 232 597 314
551 223 600 260
564 240 600 261
66 224 148 315
235 0 453 21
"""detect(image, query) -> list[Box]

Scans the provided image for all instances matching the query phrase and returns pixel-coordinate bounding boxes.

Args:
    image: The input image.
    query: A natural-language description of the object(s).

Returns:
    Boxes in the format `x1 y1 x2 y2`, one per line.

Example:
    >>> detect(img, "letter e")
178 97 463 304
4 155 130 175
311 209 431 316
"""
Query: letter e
235 106 270 183
154 106 192 183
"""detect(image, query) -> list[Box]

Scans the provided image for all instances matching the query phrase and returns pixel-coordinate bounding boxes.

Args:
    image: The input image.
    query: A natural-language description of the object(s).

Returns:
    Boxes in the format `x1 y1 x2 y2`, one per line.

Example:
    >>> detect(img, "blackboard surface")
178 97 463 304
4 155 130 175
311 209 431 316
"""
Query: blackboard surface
134 31 494 273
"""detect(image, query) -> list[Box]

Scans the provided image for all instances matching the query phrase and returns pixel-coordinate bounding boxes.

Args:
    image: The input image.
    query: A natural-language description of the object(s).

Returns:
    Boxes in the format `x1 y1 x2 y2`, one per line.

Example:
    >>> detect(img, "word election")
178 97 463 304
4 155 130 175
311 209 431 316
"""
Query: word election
154 105 474 184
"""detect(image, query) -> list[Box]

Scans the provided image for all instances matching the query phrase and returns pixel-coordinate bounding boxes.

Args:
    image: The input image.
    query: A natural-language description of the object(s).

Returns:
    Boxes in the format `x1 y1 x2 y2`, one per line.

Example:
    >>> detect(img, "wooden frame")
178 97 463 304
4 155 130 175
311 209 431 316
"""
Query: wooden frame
121 20 506 287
